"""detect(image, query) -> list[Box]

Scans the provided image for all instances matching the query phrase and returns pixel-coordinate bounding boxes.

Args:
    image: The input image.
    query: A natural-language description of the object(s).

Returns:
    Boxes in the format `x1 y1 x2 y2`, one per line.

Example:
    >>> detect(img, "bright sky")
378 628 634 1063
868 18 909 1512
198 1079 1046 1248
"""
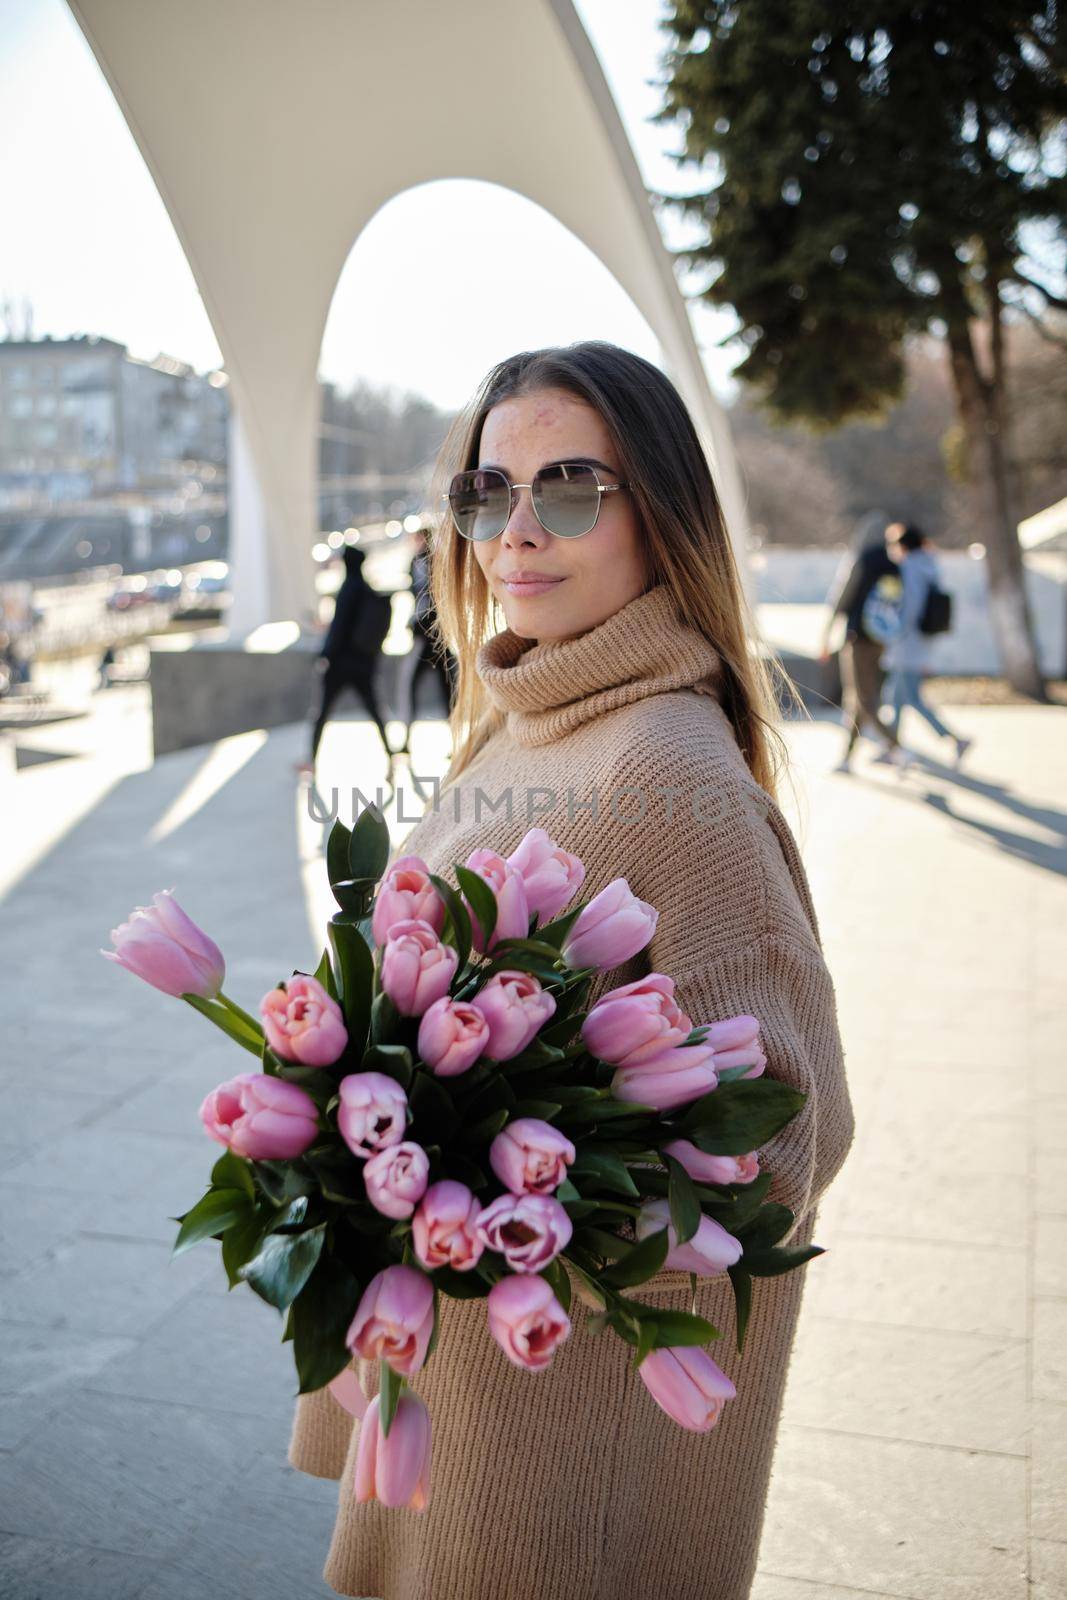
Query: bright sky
0 0 738 411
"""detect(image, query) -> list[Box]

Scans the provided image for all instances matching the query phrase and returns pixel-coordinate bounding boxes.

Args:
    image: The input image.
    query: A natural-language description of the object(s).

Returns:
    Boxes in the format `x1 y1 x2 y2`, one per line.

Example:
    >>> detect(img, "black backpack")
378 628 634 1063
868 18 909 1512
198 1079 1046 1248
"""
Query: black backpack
919 583 952 636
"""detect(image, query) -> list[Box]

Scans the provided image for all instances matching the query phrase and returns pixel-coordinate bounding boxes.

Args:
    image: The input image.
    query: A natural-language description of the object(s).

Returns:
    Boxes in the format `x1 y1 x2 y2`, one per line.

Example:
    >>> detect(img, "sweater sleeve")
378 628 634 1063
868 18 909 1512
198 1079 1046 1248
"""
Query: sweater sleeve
625 740 855 1234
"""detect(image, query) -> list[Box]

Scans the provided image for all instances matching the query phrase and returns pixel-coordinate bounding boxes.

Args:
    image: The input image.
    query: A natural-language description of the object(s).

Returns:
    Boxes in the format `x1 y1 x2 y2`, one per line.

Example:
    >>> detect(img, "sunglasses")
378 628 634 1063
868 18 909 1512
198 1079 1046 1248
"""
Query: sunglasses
443 462 629 541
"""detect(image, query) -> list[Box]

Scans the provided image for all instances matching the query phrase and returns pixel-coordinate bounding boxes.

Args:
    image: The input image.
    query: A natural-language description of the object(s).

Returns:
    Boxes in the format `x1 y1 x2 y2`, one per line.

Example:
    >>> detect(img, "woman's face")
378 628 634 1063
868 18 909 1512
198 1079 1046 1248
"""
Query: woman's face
470 388 648 643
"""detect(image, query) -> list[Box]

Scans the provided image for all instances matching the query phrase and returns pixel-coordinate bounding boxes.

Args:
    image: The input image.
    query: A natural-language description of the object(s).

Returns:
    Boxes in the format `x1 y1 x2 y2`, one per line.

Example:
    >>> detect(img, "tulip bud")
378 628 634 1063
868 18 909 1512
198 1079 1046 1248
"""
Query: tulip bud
260 974 348 1067
638 1345 736 1432
487 1273 571 1370
102 889 225 998
561 879 658 972
347 1266 434 1376
354 1392 432 1511
199 1071 319 1161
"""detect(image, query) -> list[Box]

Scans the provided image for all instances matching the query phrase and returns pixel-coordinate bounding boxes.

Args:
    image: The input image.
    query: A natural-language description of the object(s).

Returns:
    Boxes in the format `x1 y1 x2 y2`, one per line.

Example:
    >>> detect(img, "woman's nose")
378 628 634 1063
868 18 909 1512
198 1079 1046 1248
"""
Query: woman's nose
500 486 549 545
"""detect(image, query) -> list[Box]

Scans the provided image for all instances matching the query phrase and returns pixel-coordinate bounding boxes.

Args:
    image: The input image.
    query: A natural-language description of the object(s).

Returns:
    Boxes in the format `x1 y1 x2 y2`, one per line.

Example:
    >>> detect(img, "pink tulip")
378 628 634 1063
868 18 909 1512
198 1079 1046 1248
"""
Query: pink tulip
327 1366 368 1419
462 849 530 954
703 1014 766 1079
363 1140 430 1219
489 1119 576 1196
663 1141 761 1187
636 1198 743 1276
611 1044 717 1111
475 1192 572 1273
561 878 658 971
372 855 445 946
469 970 556 1062
412 1180 484 1272
582 973 693 1065
380 919 459 1017
354 1392 431 1511
505 828 586 924
199 1071 319 1160
347 1265 434 1377
102 889 225 998
417 996 490 1078
337 1072 409 1160
260 974 348 1067
487 1273 571 1371
638 1345 736 1432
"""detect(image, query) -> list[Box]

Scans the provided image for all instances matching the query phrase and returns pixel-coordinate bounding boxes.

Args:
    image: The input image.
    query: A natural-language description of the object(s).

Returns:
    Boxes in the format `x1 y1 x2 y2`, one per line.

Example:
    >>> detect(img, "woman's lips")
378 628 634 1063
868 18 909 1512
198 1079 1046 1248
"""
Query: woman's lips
500 575 566 597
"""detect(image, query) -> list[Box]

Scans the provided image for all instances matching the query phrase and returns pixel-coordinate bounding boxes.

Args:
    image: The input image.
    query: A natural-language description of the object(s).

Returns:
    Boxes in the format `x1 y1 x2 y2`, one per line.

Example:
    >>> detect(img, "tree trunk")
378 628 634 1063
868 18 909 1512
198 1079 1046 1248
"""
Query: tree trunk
944 317 1048 699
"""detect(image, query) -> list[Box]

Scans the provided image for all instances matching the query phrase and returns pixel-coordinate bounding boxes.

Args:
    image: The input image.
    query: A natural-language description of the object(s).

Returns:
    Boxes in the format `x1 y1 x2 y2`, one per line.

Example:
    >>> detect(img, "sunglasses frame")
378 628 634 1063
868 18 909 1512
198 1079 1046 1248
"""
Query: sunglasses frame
441 462 629 541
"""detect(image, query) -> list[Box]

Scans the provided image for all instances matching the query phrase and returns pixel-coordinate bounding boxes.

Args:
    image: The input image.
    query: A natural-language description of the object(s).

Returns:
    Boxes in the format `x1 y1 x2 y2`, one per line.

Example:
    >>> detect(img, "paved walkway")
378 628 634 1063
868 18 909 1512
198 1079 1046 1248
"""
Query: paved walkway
0 692 1064 1599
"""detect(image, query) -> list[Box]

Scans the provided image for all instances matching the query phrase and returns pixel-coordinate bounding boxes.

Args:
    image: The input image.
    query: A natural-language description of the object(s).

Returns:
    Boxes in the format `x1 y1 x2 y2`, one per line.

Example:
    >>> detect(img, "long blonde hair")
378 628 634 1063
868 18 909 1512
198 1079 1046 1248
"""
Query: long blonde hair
420 341 801 802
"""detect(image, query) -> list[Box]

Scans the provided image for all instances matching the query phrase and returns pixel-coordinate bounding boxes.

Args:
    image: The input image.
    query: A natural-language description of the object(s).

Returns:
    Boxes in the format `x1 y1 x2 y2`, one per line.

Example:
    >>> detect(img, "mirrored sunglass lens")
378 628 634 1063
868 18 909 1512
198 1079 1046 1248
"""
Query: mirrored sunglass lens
450 470 510 539
533 463 600 537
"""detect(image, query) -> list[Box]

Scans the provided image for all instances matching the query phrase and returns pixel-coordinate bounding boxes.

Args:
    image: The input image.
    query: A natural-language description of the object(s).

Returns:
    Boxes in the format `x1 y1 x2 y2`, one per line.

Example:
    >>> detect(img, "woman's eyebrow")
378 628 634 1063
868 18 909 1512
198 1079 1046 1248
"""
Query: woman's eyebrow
479 456 619 474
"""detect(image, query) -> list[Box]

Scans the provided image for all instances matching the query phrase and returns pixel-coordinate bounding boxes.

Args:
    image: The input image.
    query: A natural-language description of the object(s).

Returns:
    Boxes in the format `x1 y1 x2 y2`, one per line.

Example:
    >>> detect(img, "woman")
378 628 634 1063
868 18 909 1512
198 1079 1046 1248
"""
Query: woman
882 523 972 765
289 342 855 1600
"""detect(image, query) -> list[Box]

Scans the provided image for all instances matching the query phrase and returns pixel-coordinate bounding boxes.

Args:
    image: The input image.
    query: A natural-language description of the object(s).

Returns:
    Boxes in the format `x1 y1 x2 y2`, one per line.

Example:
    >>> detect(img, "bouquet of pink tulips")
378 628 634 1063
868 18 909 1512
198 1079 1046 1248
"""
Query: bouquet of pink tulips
103 806 821 1512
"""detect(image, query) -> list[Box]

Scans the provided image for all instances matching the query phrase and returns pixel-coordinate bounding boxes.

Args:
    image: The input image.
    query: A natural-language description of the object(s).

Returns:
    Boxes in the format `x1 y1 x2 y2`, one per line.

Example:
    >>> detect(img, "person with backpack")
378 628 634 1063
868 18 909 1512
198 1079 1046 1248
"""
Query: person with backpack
298 543 395 777
881 523 972 765
819 516 908 773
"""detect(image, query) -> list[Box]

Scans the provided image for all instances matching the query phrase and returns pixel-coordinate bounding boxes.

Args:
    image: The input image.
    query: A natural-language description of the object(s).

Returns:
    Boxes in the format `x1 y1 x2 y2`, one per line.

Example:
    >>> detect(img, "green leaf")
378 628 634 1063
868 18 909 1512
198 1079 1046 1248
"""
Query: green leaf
672 1078 807 1155
600 1226 670 1290
539 1256 572 1316
368 989 399 1047
221 1200 274 1287
314 946 339 1002
433 1264 490 1299
172 1188 251 1257
743 1244 826 1278
570 1149 639 1199
379 1360 403 1437
509 1099 563 1121
532 905 582 950
291 1254 364 1394
463 1106 510 1145
638 1306 721 1348
665 1153 701 1246
560 1255 608 1308
728 1264 752 1355
427 873 473 973
211 1150 255 1199
361 1043 414 1091
326 818 353 891
734 1203 796 1252
573 1227 629 1262
181 993 263 1057
238 1223 327 1310
409 1071 461 1145
349 803 391 882
633 1314 658 1369
454 864 497 952
327 916 374 1052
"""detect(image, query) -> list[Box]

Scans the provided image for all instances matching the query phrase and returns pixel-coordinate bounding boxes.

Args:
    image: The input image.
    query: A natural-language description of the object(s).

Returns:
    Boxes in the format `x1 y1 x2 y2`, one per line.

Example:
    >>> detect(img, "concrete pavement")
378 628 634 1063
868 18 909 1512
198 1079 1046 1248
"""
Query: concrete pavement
1 690 1064 1599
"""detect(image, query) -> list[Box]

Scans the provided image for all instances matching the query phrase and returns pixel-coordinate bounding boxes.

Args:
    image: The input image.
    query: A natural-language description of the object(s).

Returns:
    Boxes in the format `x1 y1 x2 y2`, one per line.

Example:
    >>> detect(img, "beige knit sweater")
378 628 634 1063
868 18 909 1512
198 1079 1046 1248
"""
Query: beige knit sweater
289 583 855 1600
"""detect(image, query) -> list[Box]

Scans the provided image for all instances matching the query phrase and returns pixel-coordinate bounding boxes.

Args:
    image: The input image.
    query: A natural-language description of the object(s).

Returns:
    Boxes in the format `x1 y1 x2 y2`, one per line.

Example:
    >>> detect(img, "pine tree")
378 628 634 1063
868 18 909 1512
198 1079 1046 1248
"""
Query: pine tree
656 2 1067 696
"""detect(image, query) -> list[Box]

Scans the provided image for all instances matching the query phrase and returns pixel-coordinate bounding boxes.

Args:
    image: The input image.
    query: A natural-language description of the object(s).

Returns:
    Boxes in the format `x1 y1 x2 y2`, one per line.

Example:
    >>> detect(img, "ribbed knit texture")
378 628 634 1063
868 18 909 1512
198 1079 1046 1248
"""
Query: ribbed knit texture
289 583 855 1600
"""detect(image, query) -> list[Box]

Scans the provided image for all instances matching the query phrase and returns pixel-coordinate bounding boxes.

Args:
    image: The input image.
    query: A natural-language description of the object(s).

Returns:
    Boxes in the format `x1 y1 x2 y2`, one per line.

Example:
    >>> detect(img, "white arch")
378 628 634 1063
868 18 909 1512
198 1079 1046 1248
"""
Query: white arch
67 0 749 634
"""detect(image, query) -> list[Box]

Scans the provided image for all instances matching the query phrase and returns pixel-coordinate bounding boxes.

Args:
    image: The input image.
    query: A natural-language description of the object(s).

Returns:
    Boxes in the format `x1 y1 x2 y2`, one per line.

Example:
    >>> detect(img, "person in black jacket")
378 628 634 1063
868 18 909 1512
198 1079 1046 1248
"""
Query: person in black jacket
394 528 456 757
298 545 393 777
819 518 908 773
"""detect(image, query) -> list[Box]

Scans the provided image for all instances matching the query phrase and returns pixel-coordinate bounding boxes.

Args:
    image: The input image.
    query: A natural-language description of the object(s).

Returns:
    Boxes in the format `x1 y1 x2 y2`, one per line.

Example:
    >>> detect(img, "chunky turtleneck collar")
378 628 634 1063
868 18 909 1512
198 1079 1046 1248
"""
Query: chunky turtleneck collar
475 583 723 747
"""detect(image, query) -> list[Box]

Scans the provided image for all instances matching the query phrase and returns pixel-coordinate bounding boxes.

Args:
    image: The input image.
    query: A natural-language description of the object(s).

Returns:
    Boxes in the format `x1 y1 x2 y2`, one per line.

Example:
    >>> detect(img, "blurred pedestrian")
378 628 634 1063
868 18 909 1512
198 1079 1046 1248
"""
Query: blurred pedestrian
394 527 456 757
819 516 906 773
881 523 972 765
297 545 394 777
